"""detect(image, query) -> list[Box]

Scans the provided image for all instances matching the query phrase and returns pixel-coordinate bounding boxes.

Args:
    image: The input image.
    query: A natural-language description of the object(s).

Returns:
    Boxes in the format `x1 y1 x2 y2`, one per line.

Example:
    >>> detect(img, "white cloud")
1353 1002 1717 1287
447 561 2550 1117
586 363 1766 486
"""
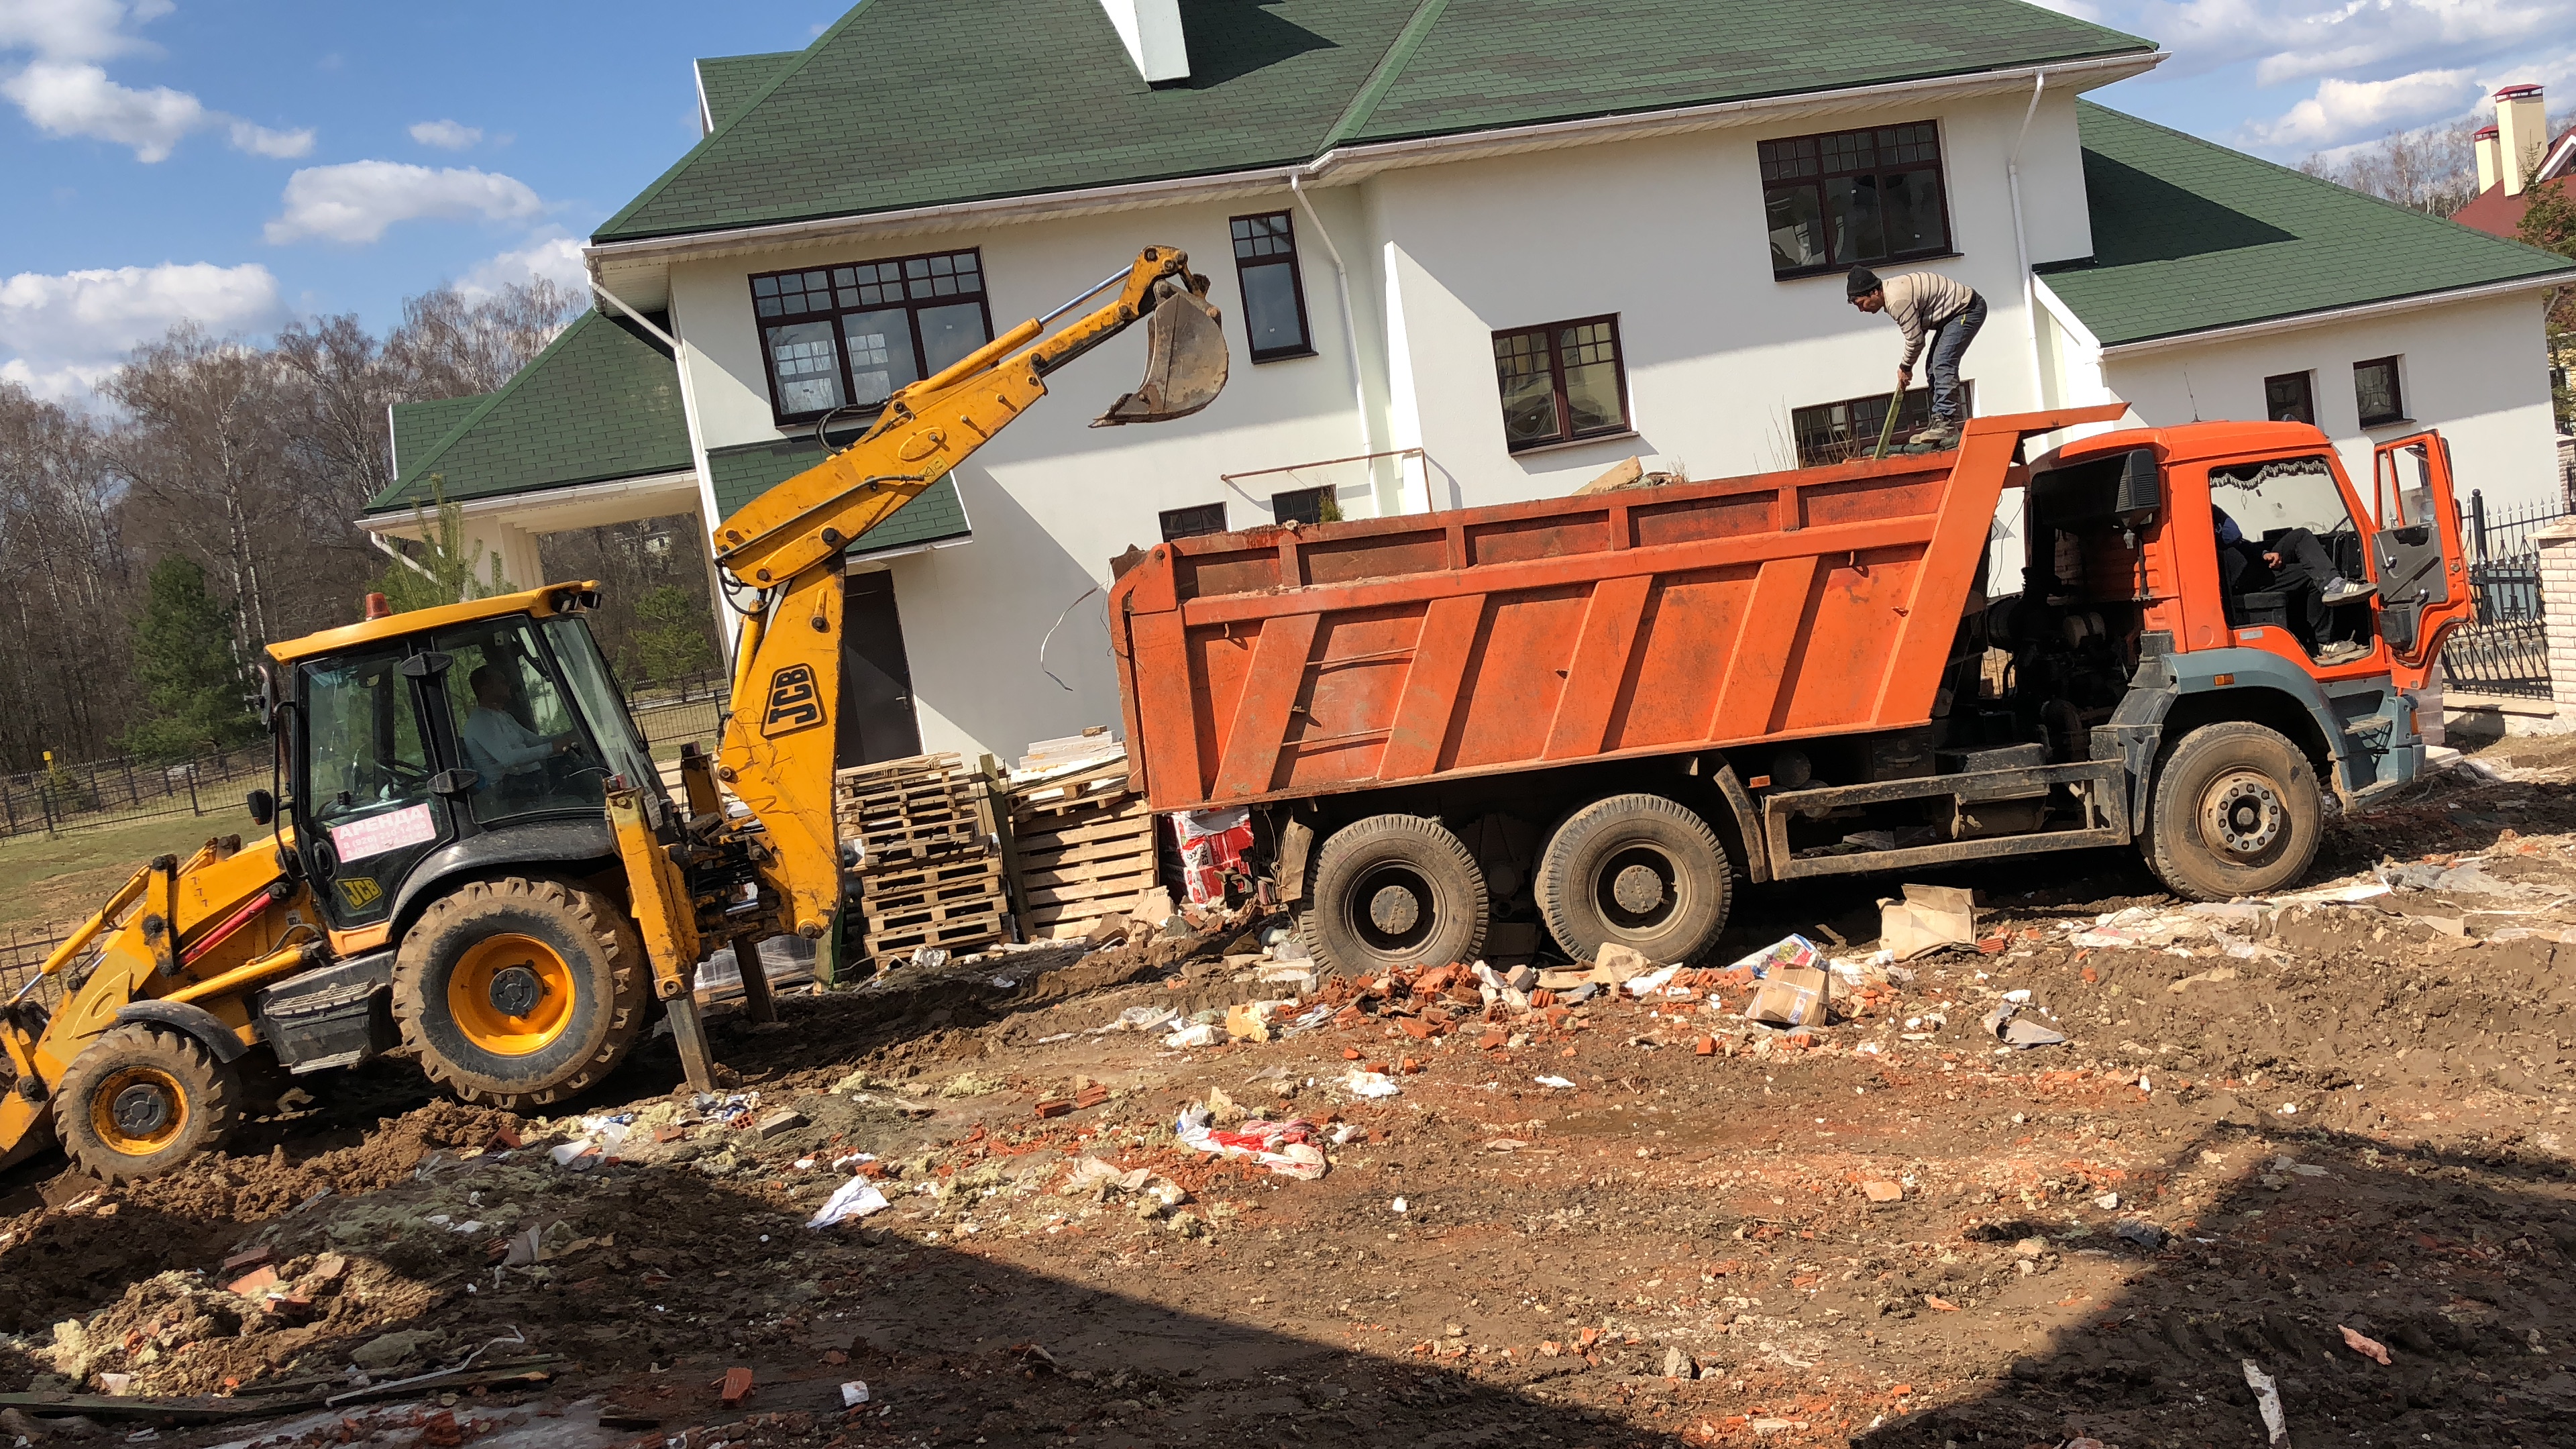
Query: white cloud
0 0 170 65
0 260 283 399
409 118 482 150
264 161 545 245
228 117 313 157
457 231 588 301
2249 67 2485 148
0 59 312 160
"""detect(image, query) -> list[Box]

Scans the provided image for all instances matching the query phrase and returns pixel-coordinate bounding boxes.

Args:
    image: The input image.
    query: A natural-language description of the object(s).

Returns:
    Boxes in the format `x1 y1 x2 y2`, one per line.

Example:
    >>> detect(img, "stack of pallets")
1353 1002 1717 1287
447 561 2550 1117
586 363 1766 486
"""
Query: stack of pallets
833 753 1007 971
1008 753 1160 939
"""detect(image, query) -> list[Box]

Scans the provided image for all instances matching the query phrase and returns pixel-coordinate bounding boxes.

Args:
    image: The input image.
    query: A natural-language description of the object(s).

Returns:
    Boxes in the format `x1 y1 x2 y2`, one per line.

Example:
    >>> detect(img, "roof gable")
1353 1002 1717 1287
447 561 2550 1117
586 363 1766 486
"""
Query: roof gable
366 309 692 515
2040 102 2576 348
597 0 2151 245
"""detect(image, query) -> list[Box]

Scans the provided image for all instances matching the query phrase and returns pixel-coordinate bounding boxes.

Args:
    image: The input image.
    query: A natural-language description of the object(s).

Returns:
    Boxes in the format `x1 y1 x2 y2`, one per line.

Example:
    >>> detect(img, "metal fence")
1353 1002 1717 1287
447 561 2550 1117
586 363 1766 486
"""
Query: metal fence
2440 490 2564 700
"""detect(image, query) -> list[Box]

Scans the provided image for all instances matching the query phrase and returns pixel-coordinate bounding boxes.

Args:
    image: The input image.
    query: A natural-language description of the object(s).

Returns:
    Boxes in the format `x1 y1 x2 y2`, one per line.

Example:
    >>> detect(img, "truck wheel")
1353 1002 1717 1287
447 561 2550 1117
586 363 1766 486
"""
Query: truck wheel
1535 793 1732 965
1303 815 1489 976
392 877 648 1110
2144 722 2322 901
57 1024 241 1183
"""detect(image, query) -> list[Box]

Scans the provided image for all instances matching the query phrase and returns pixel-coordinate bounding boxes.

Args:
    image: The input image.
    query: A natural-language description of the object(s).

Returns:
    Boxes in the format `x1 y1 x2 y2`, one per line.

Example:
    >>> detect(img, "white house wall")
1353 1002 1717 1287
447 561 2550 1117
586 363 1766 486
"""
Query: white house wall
2100 291 2563 517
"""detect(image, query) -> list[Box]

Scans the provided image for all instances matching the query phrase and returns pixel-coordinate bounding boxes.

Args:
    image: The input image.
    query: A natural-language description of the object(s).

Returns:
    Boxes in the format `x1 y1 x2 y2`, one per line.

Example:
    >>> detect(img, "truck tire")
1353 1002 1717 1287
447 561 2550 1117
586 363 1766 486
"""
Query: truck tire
392 877 648 1110
2143 722 2322 901
1303 815 1489 977
57 1024 241 1183
1535 793 1732 965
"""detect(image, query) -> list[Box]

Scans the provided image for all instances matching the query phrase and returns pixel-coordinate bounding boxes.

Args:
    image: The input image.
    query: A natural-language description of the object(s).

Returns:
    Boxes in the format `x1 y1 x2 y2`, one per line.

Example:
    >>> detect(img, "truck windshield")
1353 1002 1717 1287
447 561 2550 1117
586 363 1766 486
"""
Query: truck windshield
541 616 660 796
2208 455 2355 541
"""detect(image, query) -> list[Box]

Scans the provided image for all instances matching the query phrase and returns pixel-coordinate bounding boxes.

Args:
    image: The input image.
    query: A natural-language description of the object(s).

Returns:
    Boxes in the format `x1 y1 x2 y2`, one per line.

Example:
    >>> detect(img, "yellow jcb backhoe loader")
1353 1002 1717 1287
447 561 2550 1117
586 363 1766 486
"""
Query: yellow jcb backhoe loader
0 246 1226 1181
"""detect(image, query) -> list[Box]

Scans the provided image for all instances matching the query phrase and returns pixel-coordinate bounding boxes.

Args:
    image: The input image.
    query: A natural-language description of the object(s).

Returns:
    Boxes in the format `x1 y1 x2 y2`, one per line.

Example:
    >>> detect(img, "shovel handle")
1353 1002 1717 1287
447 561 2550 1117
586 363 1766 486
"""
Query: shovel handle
1870 384 1907 461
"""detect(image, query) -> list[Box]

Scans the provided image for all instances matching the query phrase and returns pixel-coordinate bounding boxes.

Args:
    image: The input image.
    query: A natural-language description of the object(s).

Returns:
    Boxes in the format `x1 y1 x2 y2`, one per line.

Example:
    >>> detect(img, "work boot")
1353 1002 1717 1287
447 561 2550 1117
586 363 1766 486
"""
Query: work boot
2320 576 2377 606
1909 421 1960 449
2314 639 2370 665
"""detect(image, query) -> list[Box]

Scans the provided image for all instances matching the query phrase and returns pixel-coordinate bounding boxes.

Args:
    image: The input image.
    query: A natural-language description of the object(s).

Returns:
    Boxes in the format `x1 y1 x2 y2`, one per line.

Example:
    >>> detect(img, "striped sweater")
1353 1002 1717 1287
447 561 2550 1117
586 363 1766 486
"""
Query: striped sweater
1881 272 1979 370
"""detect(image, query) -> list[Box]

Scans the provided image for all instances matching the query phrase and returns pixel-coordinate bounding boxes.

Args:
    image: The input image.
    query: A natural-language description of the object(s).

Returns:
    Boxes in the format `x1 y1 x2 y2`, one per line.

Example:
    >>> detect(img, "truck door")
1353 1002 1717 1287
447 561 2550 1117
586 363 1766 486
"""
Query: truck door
297 645 455 929
2367 433 2470 667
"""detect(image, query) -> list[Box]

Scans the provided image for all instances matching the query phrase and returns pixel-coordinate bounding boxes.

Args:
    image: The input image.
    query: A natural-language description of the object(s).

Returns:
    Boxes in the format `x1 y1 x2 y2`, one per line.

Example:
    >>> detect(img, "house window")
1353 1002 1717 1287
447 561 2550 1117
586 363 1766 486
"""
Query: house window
1271 486 1335 525
1759 122 1952 278
2264 371 2316 425
1789 384 1958 468
1230 213 1313 362
1493 315 1629 451
750 249 994 425
2354 356 2406 427
1159 502 1228 541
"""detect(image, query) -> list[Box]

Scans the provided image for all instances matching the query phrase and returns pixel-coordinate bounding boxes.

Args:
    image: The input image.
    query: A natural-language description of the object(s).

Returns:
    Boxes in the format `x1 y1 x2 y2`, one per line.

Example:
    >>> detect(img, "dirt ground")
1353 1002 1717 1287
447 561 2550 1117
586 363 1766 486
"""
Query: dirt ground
13 739 2576 1449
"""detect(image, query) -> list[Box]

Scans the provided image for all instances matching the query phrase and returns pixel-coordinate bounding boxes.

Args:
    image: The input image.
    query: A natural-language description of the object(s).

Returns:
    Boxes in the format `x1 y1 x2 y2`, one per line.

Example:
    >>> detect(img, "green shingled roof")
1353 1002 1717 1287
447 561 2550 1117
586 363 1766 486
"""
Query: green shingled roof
390 394 486 477
598 0 2151 244
2041 103 2576 348
707 439 970 557
366 310 693 515
696 50 798 129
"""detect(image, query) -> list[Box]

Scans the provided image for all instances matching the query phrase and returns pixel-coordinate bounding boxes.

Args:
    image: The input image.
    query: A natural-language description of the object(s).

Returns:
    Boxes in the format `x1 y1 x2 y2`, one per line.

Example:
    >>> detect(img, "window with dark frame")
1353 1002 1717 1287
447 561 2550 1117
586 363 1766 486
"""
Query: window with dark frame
1270 486 1334 525
1788 384 1962 468
1230 212 1314 362
750 248 994 425
2264 371 2316 425
2353 356 2406 427
1492 315 1629 451
1759 121 1952 278
1159 502 1228 541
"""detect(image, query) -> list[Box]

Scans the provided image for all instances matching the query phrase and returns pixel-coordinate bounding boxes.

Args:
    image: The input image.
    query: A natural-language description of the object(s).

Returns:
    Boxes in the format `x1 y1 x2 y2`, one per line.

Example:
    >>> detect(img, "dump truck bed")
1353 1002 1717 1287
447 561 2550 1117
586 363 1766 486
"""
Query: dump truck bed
1110 407 2123 814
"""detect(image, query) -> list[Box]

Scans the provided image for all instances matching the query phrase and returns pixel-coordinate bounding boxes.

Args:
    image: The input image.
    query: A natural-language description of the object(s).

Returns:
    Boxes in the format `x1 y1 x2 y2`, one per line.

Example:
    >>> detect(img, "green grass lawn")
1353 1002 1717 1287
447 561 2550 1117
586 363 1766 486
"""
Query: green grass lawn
0 807 266 936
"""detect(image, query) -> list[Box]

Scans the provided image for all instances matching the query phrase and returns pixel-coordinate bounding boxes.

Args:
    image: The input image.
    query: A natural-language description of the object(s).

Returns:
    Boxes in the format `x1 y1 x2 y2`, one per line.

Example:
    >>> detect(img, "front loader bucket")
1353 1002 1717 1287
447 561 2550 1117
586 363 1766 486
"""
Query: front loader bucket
1093 277 1228 427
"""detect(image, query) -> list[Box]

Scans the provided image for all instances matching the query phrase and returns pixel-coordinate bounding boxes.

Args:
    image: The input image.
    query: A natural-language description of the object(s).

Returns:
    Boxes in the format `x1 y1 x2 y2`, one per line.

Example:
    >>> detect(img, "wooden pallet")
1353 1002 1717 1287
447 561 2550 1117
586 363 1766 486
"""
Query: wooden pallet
863 871 1008 931
834 751 994 866
1007 757 1161 940
855 854 1003 898
861 911 1008 968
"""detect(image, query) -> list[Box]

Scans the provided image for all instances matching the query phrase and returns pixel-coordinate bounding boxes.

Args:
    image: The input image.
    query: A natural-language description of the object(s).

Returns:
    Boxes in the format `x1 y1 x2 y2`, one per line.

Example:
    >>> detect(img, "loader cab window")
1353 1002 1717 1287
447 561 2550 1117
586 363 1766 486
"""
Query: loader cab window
542 616 658 794
299 645 442 925
435 619 607 824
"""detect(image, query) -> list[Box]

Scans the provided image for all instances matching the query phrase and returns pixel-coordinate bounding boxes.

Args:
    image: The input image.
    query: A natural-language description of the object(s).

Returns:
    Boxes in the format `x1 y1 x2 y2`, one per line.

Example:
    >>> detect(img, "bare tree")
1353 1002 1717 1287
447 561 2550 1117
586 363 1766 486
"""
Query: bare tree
386 278 584 398
0 380 134 769
2299 117 2486 217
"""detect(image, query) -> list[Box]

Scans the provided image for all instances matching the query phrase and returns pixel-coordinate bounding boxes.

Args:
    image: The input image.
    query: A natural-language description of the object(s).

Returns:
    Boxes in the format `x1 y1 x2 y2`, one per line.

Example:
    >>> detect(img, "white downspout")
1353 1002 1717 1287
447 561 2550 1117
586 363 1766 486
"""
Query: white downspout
1289 172 1377 500
2006 71 2047 412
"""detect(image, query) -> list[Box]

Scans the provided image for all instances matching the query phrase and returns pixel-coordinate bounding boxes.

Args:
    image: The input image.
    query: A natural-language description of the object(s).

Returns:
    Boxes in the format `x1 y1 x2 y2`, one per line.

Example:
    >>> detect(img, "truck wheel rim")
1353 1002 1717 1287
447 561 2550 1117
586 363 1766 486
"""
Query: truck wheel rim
1597 845 1680 929
1352 865 1435 954
2202 771 2284 857
92 1067 187 1154
449 934 576 1056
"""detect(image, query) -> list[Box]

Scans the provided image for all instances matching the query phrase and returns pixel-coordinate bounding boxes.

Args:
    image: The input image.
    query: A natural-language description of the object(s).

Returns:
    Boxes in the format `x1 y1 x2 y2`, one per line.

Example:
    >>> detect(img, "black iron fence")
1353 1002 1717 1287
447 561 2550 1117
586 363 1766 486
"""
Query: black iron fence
2440 490 2564 700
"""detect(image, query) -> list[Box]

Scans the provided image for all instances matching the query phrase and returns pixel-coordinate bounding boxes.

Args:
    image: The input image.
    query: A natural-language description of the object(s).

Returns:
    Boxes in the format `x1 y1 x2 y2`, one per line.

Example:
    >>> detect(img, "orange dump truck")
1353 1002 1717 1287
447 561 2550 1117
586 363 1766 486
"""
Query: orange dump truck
1109 406 2475 973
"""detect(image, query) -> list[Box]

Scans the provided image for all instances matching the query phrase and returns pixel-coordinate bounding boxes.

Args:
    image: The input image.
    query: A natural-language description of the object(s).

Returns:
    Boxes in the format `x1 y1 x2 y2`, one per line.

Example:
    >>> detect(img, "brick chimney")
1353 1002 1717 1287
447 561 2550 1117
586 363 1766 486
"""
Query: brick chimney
2496 84 2547 196
1097 0 1189 84
2475 123 2502 193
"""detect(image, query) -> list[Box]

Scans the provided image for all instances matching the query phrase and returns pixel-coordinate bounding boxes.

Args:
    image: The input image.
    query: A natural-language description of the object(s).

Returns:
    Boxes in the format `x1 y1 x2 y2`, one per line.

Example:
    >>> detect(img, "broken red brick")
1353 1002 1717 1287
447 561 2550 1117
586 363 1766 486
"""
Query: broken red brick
1862 1180 1904 1203
1033 1099 1073 1118
719 1367 755 1408
227 1265 280 1296
654 1124 688 1144
1399 1018 1434 1040
1479 1030 1507 1051
420 1411 464 1448
1073 1084 1110 1110
219 1246 271 1275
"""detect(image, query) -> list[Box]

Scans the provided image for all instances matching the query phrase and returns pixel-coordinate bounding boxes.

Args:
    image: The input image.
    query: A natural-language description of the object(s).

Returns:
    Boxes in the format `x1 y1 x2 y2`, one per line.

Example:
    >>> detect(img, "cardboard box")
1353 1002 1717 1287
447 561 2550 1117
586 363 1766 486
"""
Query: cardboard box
1746 965 1828 1028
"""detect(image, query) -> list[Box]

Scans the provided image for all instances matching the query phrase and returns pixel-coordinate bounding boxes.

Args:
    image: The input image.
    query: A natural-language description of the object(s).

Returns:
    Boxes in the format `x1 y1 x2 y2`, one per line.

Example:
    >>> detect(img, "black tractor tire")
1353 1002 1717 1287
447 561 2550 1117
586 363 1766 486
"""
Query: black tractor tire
2143 722 2323 902
1534 792 1733 965
392 877 649 1110
57 1024 241 1183
1302 814 1489 977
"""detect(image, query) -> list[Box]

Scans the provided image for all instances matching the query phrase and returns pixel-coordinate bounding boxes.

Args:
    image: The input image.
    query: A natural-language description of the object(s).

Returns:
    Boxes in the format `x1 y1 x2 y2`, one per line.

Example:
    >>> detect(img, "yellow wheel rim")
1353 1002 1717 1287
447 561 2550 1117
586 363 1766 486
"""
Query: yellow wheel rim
91 1066 190 1156
447 933 577 1056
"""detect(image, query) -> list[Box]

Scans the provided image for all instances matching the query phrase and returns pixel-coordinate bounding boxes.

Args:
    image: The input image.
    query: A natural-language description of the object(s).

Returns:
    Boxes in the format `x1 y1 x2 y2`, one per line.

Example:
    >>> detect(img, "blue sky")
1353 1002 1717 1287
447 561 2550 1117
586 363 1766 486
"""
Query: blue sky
3 0 2571 404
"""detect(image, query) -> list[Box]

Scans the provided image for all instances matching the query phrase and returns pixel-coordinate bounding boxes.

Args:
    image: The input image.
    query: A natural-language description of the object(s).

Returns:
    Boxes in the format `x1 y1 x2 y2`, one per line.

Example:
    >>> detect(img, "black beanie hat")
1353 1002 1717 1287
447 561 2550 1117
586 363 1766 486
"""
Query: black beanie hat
1845 266 1882 298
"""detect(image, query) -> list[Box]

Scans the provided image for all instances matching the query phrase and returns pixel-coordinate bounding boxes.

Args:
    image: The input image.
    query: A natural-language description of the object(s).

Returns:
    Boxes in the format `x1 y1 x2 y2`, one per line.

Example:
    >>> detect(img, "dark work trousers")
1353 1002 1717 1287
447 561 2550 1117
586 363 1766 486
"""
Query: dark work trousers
2264 527 2342 643
1924 293 1987 423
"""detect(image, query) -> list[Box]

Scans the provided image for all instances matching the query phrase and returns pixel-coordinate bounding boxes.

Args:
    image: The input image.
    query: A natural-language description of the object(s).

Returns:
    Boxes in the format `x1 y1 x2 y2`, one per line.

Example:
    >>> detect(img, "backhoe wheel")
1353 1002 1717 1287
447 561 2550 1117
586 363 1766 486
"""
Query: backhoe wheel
1302 814 1488 977
58 1024 240 1183
1535 793 1733 965
392 877 647 1110
2144 722 2322 902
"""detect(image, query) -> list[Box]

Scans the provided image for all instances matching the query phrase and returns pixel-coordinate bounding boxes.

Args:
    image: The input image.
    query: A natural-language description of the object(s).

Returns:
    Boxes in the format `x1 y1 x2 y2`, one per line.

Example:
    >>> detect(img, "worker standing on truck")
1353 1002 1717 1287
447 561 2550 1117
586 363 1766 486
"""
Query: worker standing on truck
1847 266 1985 449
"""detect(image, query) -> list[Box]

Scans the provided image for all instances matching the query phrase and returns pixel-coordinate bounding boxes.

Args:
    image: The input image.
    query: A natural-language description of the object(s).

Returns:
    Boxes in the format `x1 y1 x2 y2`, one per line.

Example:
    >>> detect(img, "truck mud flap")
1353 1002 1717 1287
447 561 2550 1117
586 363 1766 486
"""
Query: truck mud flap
1764 760 2131 881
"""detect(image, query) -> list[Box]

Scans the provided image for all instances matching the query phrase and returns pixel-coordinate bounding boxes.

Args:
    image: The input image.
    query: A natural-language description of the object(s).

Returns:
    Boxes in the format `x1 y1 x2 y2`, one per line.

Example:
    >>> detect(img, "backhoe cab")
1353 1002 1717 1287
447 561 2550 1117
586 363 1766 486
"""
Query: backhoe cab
0 245 1227 1182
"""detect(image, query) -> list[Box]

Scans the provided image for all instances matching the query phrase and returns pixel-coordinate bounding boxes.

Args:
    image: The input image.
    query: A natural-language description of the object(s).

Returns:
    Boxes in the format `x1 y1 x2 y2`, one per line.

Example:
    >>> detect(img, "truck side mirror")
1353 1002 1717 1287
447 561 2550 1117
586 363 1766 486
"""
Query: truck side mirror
2113 448 2161 523
246 789 276 826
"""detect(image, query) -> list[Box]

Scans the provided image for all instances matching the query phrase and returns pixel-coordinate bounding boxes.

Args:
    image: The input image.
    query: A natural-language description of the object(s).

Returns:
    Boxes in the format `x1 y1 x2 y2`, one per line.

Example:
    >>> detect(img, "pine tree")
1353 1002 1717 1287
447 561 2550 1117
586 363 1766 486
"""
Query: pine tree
2517 184 2576 433
125 556 260 761
373 476 509 612
632 584 720 688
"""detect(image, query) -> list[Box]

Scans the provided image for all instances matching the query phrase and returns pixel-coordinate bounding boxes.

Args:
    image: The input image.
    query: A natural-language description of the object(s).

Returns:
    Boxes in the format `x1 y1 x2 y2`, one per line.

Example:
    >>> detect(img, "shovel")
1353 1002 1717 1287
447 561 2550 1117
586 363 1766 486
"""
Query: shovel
1869 383 1907 460
1094 276 1230 426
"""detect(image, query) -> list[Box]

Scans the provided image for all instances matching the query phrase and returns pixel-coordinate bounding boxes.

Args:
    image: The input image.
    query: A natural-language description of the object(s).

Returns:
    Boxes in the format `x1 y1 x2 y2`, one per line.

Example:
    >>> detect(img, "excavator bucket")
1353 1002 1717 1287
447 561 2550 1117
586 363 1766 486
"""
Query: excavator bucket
1093 277 1228 426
